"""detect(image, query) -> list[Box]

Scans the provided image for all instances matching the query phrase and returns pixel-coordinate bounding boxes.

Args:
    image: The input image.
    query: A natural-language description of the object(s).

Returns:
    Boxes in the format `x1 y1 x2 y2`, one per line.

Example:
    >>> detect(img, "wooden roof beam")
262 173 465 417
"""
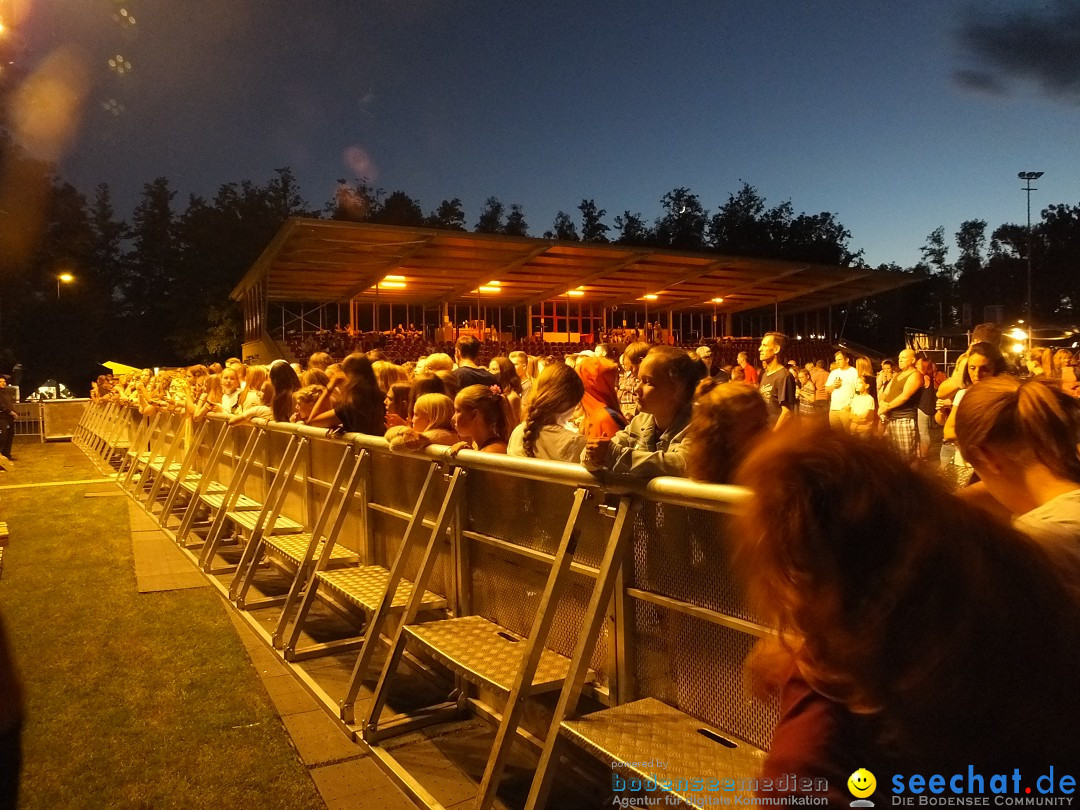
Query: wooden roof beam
649 265 811 314
592 261 803 310
431 242 553 305
522 251 654 306
333 235 437 303
715 270 874 315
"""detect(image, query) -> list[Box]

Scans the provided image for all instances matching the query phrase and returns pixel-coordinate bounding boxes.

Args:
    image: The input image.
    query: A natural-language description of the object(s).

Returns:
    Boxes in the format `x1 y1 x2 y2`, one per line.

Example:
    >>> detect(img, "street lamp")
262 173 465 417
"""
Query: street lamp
57 272 74 299
1018 171 1043 351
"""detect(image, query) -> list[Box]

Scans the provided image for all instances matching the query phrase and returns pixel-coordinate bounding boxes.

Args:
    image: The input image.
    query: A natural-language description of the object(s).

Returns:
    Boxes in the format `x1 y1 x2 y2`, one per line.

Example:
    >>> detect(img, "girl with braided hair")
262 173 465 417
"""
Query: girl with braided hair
507 363 586 461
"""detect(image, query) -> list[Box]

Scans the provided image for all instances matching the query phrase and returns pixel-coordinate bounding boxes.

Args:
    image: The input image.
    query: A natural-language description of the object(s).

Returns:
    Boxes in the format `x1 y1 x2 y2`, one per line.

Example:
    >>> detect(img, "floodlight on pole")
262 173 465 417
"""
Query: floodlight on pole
1018 171 1043 352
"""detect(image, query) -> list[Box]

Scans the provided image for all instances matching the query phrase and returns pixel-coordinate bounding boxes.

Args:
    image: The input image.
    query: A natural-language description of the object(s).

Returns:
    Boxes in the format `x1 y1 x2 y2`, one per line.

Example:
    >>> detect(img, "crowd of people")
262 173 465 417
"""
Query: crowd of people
89 324 1080 798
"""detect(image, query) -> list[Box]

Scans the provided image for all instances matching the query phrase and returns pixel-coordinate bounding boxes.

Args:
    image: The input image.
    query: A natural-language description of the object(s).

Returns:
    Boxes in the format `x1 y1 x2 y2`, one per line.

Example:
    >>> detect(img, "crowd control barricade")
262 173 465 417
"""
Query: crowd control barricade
79 401 780 809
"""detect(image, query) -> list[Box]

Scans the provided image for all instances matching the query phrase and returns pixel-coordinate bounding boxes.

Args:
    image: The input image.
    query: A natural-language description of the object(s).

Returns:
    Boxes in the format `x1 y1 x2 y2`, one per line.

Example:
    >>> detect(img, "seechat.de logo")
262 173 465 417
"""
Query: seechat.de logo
849 768 878 807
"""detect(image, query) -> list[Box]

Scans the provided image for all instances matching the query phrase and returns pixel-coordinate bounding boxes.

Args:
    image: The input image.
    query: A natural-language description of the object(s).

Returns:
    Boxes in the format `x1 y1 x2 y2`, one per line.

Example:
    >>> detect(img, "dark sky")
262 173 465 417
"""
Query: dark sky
14 0 1080 267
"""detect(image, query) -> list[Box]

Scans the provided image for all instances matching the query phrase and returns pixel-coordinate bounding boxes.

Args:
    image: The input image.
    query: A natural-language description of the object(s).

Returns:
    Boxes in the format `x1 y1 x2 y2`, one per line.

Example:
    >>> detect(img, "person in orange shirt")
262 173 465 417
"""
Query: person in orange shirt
576 356 628 441
738 351 759 385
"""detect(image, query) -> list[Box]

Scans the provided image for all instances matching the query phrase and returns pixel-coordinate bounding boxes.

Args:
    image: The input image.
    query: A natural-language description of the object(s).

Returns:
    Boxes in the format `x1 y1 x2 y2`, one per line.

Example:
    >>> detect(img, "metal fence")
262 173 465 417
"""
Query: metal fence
75 400 779 810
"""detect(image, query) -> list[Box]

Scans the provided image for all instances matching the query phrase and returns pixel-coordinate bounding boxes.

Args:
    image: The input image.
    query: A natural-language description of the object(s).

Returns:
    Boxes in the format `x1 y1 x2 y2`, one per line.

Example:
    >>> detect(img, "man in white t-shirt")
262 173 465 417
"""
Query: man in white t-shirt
826 351 859 432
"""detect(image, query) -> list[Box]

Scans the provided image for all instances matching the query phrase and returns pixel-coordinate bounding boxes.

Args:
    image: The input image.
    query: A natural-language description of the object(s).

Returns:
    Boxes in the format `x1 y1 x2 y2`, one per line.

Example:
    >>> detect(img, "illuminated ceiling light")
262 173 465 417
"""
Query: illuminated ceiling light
58 272 75 283
486 280 500 286
1009 327 1027 340
377 281 406 289
567 289 585 297
477 286 501 294
384 274 405 281
711 297 724 304
1012 343 1025 354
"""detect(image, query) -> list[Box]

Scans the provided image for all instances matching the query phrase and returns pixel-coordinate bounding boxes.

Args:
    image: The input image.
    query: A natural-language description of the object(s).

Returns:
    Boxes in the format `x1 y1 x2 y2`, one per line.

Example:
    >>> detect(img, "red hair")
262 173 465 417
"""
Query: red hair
733 422 1080 767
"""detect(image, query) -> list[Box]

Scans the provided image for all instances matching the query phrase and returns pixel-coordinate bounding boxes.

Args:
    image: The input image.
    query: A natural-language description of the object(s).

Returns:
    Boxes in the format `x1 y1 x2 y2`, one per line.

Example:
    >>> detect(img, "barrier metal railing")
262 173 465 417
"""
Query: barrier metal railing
75 400 779 810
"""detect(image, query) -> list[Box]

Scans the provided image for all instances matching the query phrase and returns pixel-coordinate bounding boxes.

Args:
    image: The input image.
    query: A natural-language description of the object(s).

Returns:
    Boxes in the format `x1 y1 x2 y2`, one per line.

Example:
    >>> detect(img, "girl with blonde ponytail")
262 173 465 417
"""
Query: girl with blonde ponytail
507 363 586 461
451 384 515 454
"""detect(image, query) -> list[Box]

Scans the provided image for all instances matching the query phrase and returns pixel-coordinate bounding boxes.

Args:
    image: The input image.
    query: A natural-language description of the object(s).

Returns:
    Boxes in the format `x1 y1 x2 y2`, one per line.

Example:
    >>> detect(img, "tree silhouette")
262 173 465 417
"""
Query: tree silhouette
545 211 579 241
373 191 424 226
613 211 652 245
578 199 609 243
709 183 768 254
655 188 707 250
329 178 381 221
427 198 466 231
955 220 987 277
920 227 950 276
504 204 529 236
475 197 505 233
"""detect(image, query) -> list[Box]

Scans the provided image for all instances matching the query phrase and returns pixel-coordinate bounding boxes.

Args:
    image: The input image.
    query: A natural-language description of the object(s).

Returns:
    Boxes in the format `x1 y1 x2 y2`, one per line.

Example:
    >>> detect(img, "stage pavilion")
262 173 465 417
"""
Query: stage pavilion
229 218 916 363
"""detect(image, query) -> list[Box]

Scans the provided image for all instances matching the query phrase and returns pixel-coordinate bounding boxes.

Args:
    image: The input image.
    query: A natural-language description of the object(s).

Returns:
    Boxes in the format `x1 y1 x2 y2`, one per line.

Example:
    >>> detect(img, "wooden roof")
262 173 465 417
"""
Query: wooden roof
231 219 916 314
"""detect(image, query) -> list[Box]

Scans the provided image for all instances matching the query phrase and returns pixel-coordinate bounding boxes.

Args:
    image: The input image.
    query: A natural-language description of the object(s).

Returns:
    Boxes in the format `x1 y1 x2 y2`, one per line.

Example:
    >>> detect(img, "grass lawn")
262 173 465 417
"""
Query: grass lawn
0 441 325 808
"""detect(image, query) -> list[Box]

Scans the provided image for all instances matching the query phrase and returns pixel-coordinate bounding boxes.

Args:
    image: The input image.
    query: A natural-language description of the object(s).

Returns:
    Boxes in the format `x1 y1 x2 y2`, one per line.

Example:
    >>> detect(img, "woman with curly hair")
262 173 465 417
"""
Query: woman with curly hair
685 381 768 483
507 363 586 461
733 423 1080 804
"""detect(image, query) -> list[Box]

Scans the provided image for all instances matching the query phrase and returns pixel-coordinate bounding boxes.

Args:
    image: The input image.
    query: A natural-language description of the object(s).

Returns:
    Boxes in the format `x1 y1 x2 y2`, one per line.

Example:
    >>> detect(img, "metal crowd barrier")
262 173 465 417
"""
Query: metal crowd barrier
74 400 779 809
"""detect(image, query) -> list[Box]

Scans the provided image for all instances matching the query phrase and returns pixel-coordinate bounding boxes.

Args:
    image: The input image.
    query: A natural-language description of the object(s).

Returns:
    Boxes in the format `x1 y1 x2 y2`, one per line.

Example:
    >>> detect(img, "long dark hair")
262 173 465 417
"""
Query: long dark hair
339 353 385 435
962 341 1006 386
489 356 523 395
269 362 301 422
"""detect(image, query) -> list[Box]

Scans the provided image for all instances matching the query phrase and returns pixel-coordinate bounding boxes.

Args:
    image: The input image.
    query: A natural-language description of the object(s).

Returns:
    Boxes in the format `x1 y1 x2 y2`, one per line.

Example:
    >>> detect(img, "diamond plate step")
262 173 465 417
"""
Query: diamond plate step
200 492 262 510
265 535 359 567
316 565 447 613
228 510 303 534
562 698 766 807
404 615 586 697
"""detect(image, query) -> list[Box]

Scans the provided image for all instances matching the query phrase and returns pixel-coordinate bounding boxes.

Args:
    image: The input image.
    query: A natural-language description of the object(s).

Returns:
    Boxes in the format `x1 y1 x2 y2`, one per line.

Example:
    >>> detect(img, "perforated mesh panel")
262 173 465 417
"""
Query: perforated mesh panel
371 511 452 601
632 601 778 751
468 546 609 688
631 502 762 625
464 470 577 558
308 439 347 485
369 451 435 515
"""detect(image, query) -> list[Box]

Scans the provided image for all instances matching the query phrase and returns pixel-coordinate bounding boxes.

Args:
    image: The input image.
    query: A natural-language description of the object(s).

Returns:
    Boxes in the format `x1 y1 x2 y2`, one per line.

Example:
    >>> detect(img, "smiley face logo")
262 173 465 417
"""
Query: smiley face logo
848 768 877 799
